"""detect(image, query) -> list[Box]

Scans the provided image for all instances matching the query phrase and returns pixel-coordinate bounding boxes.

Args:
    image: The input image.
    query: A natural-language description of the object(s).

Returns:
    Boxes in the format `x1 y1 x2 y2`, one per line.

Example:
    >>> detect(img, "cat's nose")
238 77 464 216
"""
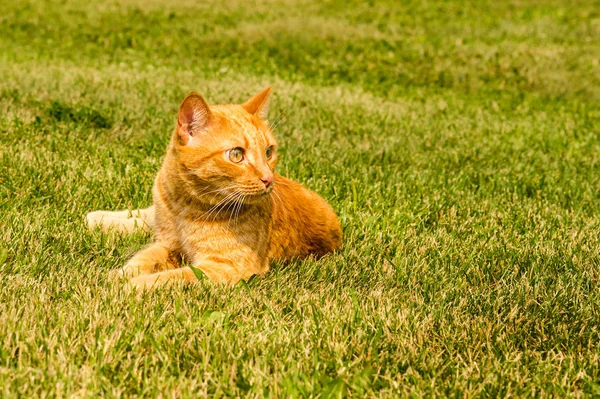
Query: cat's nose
260 174 273 188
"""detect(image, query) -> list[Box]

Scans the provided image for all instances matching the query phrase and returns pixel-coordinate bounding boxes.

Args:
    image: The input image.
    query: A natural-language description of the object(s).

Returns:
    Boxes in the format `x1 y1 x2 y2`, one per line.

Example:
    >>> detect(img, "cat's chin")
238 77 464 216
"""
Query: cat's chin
239 187 273 196
239 189 272 204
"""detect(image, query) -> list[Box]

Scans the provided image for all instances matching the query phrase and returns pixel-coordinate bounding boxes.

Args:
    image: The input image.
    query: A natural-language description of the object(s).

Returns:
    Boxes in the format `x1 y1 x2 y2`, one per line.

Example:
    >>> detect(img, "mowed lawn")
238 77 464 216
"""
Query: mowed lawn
1 0 600 396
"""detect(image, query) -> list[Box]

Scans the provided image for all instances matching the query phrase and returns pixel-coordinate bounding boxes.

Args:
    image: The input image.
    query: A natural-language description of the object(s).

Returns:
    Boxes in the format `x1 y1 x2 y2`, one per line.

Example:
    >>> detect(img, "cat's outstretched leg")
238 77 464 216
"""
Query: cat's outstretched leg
129 259 257 289
112 243 177 279
86 206 155 234
129 266 198 289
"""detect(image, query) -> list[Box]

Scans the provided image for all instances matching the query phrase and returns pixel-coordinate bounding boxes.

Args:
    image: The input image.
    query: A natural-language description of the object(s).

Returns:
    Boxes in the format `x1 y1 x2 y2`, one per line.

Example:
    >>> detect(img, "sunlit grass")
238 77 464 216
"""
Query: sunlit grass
1 0 600 396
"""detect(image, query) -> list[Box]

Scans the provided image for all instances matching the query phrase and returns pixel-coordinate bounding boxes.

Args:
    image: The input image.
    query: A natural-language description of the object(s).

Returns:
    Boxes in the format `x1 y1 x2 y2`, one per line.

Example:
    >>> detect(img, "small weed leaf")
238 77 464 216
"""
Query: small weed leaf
207 311 226 322
201 310 228 327
188 265 206 281
238 275 258 291
238 279 250 291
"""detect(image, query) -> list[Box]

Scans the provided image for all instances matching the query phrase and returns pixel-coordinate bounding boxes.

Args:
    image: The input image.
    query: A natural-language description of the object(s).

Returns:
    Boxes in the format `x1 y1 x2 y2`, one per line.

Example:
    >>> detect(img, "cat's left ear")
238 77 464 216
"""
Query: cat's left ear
177 92 212 145
242 87 272 119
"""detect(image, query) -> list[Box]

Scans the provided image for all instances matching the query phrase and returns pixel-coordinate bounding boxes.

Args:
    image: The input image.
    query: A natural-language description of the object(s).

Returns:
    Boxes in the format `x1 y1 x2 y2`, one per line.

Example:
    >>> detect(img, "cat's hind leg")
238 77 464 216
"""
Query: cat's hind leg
112 243 178 279
86 206 155 234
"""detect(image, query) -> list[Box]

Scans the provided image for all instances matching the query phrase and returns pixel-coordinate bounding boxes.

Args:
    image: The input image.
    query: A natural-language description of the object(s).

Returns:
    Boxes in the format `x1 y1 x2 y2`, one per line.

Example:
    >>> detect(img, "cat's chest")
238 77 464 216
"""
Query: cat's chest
175 209 271 256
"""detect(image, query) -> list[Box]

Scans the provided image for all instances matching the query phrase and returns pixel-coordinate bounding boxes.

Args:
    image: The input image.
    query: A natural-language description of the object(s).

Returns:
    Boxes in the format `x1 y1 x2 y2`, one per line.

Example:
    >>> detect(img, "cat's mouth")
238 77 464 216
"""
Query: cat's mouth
238 186 273 198
246 188 272 197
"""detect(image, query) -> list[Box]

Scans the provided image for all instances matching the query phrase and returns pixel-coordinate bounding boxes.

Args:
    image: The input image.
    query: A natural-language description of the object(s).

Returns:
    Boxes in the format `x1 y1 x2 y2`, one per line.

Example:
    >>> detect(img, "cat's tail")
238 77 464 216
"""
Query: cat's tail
86 206 155 234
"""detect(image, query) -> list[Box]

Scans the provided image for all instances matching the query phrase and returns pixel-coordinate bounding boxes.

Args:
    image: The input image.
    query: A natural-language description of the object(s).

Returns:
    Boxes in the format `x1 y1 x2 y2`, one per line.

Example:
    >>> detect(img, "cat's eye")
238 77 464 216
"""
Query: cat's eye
228 147 244 163
266 146 274 160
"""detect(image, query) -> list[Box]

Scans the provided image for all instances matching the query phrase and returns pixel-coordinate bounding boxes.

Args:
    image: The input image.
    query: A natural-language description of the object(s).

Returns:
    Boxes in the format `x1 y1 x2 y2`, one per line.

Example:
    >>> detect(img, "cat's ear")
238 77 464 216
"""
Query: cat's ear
242 87 272 119
177 92 212 145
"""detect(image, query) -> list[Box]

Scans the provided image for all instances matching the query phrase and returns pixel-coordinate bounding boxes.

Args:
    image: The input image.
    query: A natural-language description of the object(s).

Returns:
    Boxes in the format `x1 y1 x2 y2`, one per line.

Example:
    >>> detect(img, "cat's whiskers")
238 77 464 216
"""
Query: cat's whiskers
182 171 240 200
191 185 239 206
227 192 246 229
188 184 218 199
270 107 295 132
267 115 282 131
268 111 287 132
234 194 246 227
210 194 241 224
226 191 241 228
207 191 238 217
196 187 233 200
196 190 241 229
270 188 285 210
226 194 238 229
196 193 233 223
197 184 233 195
201 185 265 222
235 192 246 217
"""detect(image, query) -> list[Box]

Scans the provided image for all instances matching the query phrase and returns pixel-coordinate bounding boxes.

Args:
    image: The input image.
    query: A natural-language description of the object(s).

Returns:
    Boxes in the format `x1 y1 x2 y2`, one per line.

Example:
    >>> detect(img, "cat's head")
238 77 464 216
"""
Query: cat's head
171 87 278 201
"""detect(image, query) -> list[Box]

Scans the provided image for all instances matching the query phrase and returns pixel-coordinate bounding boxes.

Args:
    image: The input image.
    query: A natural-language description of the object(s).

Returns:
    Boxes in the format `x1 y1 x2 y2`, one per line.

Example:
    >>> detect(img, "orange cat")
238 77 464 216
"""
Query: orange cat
87 88 342 289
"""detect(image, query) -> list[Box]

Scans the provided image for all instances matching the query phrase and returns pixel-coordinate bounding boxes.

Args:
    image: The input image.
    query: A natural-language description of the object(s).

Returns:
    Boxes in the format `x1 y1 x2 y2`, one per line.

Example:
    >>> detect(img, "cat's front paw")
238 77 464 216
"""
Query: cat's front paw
110 262 146 279
129 275 158 292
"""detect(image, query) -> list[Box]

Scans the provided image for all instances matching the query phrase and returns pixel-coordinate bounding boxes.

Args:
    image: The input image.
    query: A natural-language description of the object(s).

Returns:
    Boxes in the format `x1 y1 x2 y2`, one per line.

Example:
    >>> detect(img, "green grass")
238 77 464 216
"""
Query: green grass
1 0 600 396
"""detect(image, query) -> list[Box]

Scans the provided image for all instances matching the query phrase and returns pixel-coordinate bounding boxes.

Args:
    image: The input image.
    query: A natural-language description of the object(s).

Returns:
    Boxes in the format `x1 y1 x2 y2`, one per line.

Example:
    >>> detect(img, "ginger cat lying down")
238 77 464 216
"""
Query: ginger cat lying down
87 88 342 289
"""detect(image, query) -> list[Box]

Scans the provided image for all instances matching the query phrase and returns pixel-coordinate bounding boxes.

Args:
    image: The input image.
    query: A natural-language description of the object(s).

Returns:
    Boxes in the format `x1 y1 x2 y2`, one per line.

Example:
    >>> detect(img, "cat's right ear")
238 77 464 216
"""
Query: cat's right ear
177 92 212 145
